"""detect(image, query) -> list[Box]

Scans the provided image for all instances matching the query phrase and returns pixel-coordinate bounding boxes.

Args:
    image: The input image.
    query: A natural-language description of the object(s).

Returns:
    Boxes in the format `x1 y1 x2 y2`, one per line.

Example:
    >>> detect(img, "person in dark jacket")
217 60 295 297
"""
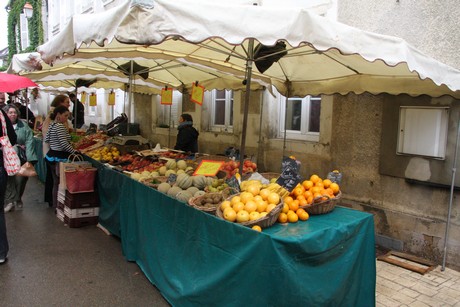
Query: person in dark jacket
0 108 17 265
69 93 85 129
174 113 199 153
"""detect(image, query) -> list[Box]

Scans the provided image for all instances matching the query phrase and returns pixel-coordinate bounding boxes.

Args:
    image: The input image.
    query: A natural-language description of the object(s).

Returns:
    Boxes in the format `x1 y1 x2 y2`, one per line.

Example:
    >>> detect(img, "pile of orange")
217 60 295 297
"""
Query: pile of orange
277 174 340 224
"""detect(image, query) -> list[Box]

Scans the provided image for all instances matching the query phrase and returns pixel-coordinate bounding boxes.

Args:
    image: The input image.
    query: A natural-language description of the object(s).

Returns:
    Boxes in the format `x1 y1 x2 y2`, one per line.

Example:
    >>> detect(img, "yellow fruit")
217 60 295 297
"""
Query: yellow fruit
249 211 261 221
236 210 250 223
266 203 276 213
230 196 241 206
246 184 261 196
232 202 245 213
259 212 268 218
287 211 299 223
267 192 280 205
322 179 332 189
220 201 232 211
296 208 310 221
278 212 288 223
223 207 237 222
282 203 289 214
240 191 254 204
259 188 271 200
252 225 262 232
244 200 258 213
330 183 340 195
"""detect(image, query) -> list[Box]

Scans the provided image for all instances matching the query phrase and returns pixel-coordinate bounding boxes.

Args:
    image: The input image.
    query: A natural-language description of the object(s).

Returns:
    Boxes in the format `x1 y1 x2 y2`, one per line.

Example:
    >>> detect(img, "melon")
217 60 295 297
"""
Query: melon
176 160 187 170
157 182 171 194
194 190 206 197
186 186 199 195
175 190 193 202
166 160 177 170
165 169 177 177
167 186 183 198
176 174 193 189
193 175 208 189
158 166 167 175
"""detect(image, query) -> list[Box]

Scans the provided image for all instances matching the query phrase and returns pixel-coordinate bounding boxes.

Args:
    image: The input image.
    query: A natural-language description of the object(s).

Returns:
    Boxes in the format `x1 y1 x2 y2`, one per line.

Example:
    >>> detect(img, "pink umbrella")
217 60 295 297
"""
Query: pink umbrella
0 73 38 92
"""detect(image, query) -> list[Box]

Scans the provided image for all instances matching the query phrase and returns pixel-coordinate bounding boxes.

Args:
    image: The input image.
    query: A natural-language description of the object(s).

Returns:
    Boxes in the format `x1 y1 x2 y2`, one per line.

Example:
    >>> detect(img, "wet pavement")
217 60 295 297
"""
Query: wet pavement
1 176 459 306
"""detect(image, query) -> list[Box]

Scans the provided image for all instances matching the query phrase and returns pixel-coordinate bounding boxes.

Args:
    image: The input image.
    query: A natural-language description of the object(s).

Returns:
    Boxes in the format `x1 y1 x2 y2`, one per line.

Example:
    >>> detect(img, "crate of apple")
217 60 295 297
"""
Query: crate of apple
220 160 257 178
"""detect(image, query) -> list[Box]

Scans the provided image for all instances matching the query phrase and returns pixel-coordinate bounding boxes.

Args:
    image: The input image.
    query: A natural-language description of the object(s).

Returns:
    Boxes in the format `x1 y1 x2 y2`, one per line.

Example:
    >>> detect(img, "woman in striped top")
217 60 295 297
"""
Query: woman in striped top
44 106 77 209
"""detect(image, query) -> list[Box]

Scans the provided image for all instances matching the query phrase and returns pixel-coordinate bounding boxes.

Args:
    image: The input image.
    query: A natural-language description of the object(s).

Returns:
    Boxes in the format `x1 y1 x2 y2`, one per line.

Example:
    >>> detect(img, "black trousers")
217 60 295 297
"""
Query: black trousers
44 158 53 207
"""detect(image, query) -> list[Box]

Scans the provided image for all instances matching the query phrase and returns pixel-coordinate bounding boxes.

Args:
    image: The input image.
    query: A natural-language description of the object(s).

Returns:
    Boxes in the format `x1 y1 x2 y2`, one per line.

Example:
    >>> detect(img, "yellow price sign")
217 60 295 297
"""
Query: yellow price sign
161 87 173 105
193 160 224 176
191 82 205 105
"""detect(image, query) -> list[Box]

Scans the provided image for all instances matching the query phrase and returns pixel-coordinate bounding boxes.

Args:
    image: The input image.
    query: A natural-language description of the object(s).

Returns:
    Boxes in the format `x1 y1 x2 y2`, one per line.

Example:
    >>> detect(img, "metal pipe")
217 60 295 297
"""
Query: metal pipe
239 38 255 174
256 90 264 168
442 119 460 271
282 85 291 159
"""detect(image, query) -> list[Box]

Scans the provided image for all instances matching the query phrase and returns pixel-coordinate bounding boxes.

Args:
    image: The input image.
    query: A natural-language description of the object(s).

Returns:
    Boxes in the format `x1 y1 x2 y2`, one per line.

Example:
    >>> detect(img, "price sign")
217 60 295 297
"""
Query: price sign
277 156 302 192
167 173 177 184
226 176 241 193
193 160 225 176
161 87 173 105
191 82 205 105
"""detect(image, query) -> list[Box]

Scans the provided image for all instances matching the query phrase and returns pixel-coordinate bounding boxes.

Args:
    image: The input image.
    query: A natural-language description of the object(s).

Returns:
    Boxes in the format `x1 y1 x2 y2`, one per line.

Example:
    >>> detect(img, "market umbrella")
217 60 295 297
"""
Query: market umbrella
37 0 460 277
0 73 38 92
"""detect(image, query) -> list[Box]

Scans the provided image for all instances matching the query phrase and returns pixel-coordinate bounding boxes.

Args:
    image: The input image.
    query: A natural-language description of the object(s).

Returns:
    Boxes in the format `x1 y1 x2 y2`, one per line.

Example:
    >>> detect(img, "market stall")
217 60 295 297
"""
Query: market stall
92 161 376 306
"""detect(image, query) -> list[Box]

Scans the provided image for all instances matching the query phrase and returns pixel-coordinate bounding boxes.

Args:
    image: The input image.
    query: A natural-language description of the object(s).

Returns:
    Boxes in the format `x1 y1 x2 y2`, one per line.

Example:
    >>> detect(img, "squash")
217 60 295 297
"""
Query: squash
194 190 206 197
175 190 193 202
157 182 171 194
186 186 199 195
193 175 208 189
176 173 193 189
167 186 183 198
166 159 177 170
176 160 188 170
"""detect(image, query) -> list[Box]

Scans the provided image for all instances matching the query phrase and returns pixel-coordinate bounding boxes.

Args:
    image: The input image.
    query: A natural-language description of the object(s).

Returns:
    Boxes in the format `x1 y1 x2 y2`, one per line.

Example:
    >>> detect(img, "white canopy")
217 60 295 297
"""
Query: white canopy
37 0 460 99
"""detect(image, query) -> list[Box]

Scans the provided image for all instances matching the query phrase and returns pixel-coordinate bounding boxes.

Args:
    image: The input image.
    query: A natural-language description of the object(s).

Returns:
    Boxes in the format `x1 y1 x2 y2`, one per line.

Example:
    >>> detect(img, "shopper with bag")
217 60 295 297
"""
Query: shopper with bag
0 108 17 265
44 106 78 209
42 95 70 207
3 105 38 212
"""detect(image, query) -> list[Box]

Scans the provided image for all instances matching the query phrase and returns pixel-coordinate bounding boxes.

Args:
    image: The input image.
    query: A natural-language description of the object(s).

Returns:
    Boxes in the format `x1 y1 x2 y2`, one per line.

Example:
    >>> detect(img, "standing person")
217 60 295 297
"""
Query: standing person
3 105 37 212
174 113 199 153
42 95 70 207
0 108 17 265
0 92 6 109
44 106 77 209
69 93 85 129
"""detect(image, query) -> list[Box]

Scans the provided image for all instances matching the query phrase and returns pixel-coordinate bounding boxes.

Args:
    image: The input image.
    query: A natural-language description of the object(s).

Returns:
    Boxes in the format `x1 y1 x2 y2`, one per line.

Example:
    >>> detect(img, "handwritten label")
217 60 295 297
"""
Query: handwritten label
277 156 302 192
193 160 225 176
226 176 241 193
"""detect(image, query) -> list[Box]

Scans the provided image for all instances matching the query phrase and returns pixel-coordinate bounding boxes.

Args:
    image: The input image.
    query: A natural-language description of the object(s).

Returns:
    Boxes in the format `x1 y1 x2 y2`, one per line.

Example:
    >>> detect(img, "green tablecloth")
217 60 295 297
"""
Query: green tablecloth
94 164 376 306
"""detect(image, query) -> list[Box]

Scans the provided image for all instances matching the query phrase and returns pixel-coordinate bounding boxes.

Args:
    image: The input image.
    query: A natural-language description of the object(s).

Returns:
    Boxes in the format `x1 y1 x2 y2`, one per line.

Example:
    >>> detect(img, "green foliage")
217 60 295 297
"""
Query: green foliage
6 0 44 67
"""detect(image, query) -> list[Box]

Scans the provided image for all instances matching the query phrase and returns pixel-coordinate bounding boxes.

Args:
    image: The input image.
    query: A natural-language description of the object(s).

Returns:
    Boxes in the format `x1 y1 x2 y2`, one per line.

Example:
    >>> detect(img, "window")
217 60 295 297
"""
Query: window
279 95 321 141
211 90 233 132
397 107 448 159
19 14 29 50
158 92 180 128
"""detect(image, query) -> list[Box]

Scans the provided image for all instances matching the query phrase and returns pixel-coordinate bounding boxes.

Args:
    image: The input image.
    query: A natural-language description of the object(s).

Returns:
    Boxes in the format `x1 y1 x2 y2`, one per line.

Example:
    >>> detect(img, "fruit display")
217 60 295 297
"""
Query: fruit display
86 145 120 163
73 133 109 153
205 178 229 192
219 160 258 178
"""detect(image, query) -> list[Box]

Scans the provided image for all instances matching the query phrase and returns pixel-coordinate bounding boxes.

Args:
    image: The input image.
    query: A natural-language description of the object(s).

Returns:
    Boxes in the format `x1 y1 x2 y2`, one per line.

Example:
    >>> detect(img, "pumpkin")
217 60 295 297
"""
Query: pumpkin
176 173 193 189
193 175 208 189
166 159 177 170
157 182 171 194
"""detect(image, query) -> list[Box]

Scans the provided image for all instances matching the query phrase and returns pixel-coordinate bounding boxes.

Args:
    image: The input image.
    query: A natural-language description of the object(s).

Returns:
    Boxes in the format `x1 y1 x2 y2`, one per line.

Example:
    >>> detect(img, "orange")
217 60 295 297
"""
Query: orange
220 200 232 211
292 186 305 198
244 200 258 213
230 196 241 206
232 201 245 213
284 196 294 205
277 212 288 223
267 192 280 205
322 179 332 189
256 200 268 213
240 191 254 204
315 182 324 189
297 196 308 207
266 203 276 213
310 186 321 195
259 188 271 200
330 183 340 195
287 211 299 223
247 184 261 196
253 195 263 202
303 190 313 199
282 203 290 214
296 208 310 221
306 195 313 204
310 174 321 184
223 207 237 222
236 210 250 223
302 180 314 190
289 199 300 212
252 225 262 232
249 211 261 221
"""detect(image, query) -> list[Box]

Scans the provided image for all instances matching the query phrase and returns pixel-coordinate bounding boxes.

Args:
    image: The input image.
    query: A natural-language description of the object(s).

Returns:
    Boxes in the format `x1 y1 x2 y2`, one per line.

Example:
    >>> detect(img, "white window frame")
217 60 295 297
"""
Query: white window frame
210 89 233 132
278 95 321 142
81 0 94 13
397 106 448 159
19 14 30 50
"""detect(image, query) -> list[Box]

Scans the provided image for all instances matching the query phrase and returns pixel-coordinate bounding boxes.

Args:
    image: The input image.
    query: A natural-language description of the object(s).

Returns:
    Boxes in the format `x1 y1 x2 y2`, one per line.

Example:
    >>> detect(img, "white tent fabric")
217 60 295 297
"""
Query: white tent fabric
37 0 460 99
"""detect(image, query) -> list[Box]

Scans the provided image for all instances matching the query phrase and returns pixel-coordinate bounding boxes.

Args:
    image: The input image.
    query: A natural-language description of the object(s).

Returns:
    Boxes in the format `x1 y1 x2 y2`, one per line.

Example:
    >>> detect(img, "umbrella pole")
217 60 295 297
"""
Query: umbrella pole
74 88 78 130
168 104 172 148
239 38 255 174
282 86 291 158
442 119 460 271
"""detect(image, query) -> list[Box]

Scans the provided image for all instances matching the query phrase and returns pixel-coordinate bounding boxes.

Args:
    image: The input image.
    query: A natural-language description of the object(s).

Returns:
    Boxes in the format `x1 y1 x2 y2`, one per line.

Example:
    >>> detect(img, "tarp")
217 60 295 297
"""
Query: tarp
37 0 460 99
92 163 376 306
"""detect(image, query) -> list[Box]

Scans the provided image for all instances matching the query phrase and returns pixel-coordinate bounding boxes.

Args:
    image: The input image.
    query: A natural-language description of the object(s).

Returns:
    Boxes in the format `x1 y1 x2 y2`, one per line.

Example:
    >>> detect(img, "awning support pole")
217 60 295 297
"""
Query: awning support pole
442 119 460 271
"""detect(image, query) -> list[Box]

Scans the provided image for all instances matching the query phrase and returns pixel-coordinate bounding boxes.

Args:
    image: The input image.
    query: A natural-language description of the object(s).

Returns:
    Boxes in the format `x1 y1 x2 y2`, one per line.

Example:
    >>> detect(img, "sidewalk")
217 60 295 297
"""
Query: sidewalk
1 176 459 306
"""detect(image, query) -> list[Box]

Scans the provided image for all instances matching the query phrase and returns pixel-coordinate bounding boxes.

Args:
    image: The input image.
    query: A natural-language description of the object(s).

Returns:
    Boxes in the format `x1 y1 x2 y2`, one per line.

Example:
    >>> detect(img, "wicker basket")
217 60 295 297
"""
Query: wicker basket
215 193 284 229
300 191 342 215
188 192 226 215
140 176 168 189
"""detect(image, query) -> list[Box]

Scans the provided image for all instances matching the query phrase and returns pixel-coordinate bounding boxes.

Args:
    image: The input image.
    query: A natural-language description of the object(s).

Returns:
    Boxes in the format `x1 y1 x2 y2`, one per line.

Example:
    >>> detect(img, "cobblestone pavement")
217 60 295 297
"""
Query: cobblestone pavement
376 260 460 306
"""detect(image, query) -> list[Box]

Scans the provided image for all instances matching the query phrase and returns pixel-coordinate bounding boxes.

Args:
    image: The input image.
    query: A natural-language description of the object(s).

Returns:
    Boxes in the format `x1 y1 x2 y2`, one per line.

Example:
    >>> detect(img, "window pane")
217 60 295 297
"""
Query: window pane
216 90 226 100
229 100 234 125
309 99 321 132
285 99 302 131
214 100 226 125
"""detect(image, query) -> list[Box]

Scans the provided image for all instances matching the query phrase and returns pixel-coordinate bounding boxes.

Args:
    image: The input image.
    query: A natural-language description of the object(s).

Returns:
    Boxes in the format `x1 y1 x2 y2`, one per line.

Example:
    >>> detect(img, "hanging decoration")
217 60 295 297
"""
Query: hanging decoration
89 93 97 106
161 86 173 105
108 91 115 105
191 81 205 105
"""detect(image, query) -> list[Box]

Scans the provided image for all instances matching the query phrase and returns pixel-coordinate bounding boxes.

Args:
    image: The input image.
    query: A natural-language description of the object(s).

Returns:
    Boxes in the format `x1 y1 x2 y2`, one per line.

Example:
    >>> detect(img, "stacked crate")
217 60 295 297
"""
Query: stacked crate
57 188 100 228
